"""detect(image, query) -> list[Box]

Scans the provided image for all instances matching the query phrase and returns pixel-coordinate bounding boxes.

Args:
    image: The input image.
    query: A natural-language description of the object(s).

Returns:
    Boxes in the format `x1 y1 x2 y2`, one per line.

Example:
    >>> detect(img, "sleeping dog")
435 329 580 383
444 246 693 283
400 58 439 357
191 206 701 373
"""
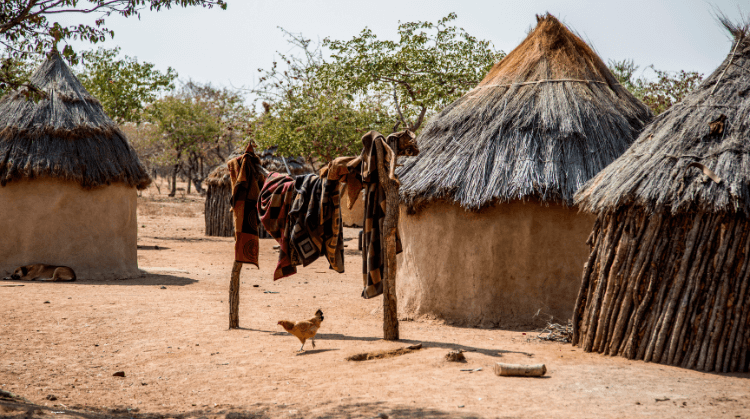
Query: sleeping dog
3 264 76 282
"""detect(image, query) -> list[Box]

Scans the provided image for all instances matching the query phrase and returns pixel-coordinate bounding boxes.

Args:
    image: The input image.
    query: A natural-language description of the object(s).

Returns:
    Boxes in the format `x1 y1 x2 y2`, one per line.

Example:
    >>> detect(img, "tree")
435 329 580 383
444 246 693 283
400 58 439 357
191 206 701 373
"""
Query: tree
322 13 504 132
609 59 703 115
145 81 249 195
252 30 393 167
76 46 177 123
146 94 220 196
180 80 252 192
0 54 40 97
0 0 226 93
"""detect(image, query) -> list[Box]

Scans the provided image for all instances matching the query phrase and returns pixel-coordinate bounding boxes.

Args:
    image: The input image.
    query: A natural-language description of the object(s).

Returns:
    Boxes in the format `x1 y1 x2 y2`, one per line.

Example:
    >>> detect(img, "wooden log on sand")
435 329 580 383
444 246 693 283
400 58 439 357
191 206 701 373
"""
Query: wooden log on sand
494 363 547 377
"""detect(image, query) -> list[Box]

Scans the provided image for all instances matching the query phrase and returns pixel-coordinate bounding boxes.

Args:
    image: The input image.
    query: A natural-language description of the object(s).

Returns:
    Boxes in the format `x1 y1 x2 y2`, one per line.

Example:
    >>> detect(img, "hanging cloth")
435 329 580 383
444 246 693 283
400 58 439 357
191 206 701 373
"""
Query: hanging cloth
228 143 265 267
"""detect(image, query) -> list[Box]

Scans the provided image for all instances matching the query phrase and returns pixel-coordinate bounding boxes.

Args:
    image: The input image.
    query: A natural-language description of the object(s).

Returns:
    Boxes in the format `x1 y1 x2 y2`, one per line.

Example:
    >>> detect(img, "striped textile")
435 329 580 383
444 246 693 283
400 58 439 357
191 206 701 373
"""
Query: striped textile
258 172 298 279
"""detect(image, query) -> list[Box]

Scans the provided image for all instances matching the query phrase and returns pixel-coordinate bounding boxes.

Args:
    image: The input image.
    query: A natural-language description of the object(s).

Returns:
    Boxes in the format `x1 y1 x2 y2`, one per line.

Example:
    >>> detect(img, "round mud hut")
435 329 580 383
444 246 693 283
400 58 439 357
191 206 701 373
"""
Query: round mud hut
572 19 750 373
396 14 652 328
205 146 312 237
0 52 151 280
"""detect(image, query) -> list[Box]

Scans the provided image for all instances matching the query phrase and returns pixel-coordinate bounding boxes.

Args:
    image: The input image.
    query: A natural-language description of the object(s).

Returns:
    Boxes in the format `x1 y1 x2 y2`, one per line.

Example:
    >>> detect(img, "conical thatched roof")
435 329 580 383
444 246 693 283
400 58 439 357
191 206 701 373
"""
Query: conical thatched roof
576 19 750 215
0 52 151 189
398 14 652 209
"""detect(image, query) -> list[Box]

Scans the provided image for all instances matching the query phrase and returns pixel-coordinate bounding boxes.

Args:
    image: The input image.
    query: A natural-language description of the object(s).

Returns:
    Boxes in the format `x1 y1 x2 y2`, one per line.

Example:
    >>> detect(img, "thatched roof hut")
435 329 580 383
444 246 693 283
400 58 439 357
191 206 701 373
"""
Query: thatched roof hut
204 146 313 237
572 18 750 373
395 14 652 327
0 51 151 280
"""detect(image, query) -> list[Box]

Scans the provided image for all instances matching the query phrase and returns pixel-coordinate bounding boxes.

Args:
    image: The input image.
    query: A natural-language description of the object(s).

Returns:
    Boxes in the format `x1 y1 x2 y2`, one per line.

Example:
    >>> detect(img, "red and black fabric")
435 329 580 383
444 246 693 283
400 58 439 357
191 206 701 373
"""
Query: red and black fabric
258 172 298 280
228 143 265 267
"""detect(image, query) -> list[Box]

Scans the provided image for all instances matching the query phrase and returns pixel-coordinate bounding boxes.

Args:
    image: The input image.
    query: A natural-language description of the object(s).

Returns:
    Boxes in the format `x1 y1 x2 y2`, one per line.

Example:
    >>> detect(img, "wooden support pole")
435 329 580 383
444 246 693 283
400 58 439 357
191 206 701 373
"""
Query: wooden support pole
375 139 399 341
229 260 242 329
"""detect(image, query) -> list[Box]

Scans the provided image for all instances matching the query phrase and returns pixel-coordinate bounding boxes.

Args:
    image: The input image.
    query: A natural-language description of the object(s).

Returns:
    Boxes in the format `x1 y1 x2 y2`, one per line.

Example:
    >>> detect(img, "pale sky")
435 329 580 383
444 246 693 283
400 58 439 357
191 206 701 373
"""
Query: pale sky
57 0 747 93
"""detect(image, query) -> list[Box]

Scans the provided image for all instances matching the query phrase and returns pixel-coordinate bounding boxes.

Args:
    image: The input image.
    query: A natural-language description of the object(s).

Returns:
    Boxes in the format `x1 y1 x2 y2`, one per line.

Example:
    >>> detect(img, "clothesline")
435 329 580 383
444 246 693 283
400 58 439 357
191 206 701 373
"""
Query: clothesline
228 130 408 300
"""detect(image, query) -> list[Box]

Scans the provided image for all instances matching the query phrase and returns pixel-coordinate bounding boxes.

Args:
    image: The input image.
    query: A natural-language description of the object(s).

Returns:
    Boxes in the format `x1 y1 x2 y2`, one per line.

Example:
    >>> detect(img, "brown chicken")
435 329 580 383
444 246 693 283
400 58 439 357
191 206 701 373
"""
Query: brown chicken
277 309 324 351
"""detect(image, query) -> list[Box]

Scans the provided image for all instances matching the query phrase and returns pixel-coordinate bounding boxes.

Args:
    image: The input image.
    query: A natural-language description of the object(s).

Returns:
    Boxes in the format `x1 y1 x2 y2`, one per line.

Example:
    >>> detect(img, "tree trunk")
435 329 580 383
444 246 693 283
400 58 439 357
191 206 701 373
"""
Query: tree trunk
168 162 179 197
229 261 242 329
187 165 192 194
375 139 399 341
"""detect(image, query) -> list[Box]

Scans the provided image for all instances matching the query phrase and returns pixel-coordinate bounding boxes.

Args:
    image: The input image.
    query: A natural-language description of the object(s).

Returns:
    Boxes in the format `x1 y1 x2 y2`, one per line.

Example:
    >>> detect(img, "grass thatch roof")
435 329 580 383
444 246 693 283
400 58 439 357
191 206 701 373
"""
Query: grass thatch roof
205 146 313 187
398 14 652 209
0 52 151 189
576 18 750 215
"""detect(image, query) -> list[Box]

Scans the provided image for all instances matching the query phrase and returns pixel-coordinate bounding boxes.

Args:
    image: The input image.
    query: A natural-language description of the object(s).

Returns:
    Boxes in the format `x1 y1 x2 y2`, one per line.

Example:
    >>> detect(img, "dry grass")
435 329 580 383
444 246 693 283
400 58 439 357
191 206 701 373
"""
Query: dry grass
398 14 652 209
0 53 150 189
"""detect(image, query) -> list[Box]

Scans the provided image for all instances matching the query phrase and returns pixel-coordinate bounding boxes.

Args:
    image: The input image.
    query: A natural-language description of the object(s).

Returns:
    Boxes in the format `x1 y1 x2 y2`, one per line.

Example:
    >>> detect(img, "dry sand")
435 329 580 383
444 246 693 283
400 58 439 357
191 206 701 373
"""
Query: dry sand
0 187 748 418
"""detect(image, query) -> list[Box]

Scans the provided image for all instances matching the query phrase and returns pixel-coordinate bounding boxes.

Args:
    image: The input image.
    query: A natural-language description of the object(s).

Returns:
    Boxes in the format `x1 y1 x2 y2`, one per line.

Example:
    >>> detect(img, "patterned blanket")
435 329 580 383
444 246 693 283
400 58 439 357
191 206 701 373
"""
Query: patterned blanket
228 143 265 267
258 172 298 280
357 131 405 299
259 172 345 280
289 174 345 273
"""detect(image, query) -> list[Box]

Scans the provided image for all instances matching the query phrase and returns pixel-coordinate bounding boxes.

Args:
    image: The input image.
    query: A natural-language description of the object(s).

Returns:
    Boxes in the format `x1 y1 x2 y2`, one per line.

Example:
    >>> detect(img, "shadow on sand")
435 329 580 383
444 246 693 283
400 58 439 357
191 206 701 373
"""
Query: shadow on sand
0 399 480 419
231 327 533 359
0 273 198 287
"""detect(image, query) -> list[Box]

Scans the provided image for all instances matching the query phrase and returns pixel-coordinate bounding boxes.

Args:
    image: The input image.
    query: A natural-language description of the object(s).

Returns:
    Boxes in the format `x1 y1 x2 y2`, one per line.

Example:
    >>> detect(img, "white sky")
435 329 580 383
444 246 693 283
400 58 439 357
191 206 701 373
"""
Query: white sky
57 0 747 92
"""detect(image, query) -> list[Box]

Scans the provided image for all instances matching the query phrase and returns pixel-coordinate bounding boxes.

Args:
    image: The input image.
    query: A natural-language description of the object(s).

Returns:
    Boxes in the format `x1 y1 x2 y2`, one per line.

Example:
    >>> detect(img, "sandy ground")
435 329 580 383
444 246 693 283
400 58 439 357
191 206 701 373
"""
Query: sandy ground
1 186 749 419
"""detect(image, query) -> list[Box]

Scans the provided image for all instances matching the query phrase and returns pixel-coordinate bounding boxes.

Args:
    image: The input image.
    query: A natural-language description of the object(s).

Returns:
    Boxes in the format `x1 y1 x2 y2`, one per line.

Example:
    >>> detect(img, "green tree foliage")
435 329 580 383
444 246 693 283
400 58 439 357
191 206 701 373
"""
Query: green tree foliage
0 54 40 97
77 47 177 123
609 59 704 115
0 0 226 93
322 13 505 131
145 81 249 195
252 30 393 166
253 17 502 166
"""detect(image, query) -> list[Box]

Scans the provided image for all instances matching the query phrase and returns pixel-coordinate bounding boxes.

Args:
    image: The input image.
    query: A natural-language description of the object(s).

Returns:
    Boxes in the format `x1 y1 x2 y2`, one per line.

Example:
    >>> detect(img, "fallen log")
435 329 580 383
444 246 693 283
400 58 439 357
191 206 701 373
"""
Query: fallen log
494 363 547 377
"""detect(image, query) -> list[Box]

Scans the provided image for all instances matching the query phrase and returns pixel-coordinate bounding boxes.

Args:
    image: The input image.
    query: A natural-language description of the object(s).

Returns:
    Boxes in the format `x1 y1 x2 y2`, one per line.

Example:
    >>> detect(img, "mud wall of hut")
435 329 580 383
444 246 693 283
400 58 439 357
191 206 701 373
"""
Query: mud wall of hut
396 199 596 327
0 178 140 280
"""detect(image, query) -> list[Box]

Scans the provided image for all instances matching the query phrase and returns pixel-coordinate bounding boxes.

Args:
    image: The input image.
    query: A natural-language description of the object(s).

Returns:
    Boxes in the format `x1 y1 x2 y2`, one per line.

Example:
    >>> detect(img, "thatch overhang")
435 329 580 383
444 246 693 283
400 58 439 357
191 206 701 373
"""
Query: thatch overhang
398 14 652 210
576 19 750 216
0 52 151 189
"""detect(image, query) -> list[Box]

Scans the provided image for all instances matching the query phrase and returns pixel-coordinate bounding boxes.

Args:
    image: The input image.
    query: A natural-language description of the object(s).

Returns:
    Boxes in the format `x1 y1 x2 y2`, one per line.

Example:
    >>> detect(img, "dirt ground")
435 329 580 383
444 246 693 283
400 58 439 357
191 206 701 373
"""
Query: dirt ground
1 185 749 419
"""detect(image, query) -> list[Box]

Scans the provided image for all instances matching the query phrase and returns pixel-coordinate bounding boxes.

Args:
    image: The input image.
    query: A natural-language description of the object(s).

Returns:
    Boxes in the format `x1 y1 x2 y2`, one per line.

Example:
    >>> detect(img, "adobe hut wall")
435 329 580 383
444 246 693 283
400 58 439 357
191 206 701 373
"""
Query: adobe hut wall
340 188 364 228
0 178 139 280
396 200 595 328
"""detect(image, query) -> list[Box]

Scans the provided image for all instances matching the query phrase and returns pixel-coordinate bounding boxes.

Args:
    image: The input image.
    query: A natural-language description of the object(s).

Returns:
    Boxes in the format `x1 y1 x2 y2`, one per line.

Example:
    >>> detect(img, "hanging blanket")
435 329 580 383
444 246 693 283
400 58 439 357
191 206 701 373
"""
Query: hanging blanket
289 174 345 273
258 172 298 279
259 172 345 280
320 156 363 210
228 143 265 267
358 131 403 299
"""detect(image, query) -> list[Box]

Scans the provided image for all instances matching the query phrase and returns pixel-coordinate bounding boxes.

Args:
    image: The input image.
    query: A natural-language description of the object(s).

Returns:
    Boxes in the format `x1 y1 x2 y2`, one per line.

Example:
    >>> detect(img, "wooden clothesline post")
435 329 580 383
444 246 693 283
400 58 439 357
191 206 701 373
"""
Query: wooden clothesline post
375 139 400 341
228 131 417 339
229 260 242 329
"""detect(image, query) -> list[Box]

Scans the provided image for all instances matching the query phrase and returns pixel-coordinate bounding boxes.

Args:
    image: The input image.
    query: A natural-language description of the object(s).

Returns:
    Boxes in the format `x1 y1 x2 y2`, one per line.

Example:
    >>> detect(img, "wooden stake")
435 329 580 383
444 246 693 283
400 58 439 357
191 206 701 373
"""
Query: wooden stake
375 139 399 341
229 260 242 329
